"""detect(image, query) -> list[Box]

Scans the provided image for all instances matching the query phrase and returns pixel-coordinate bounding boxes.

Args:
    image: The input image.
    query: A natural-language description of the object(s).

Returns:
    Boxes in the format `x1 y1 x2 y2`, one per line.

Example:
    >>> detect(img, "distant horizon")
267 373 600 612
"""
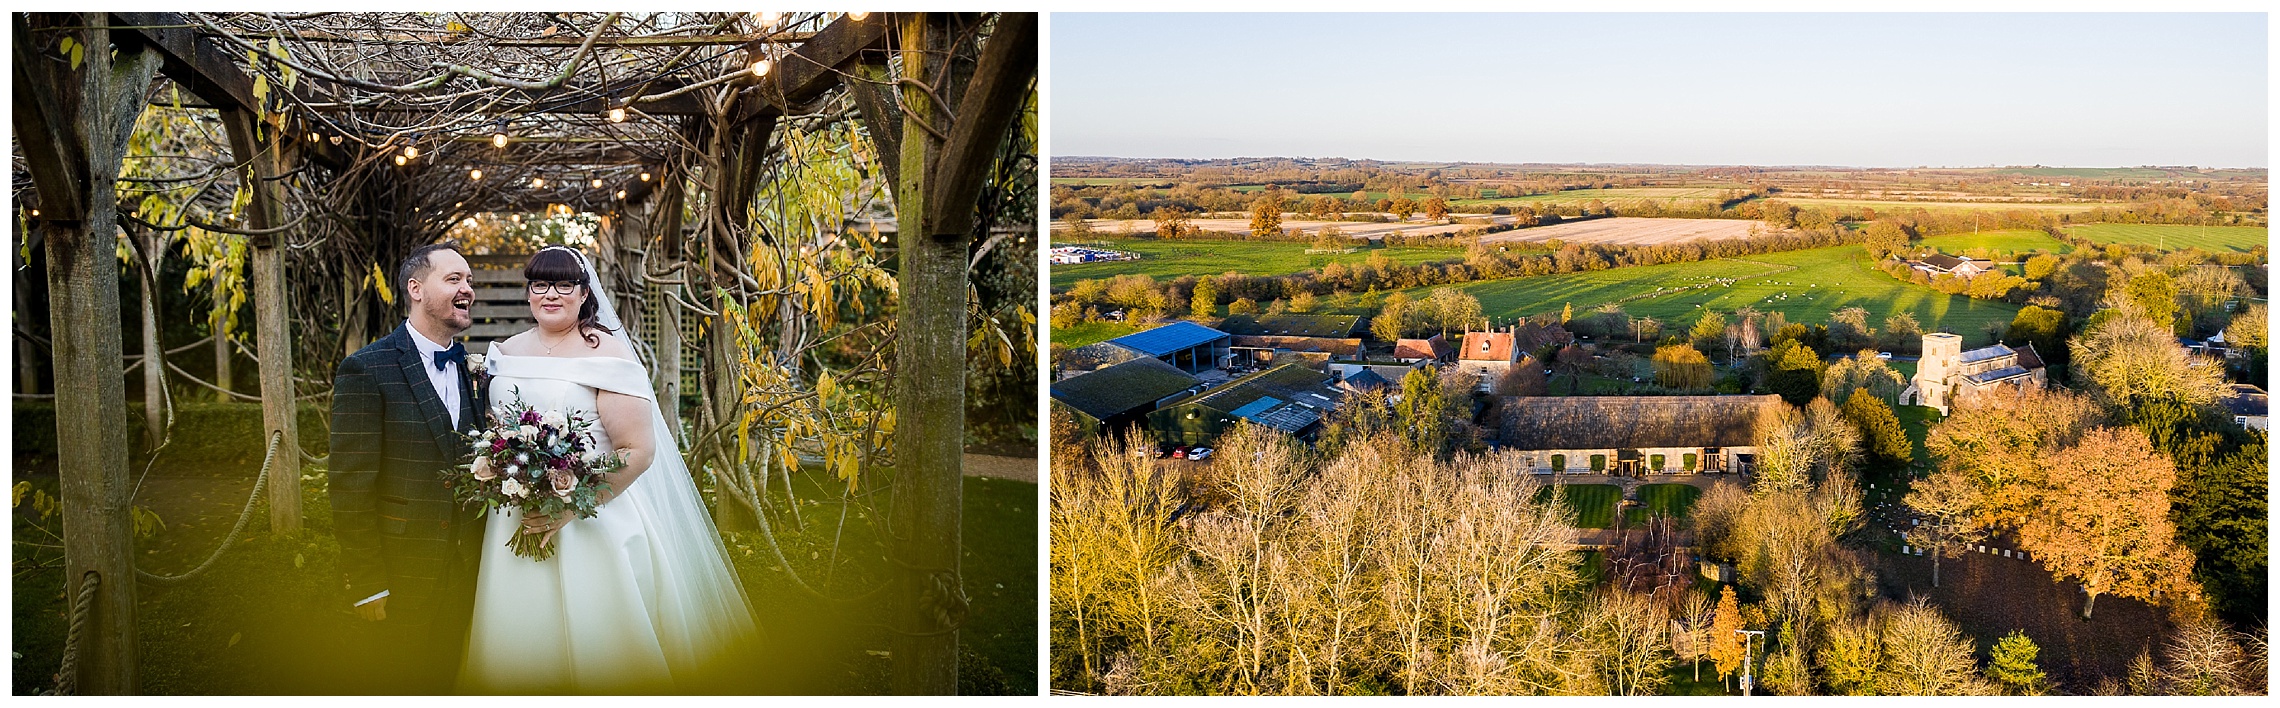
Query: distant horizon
1053 13 2268 168
1050 155 2269 171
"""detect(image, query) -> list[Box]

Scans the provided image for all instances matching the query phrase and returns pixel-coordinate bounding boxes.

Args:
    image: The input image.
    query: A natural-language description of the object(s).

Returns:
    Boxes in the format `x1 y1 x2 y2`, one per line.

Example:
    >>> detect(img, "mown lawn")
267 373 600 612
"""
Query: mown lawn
1048 320 1143 349
2064 223 2268 253
1533 484 1621 529
1048 237 1465 289
1420 245 2023 346
1635 484 1703 522
1917 228 2070 256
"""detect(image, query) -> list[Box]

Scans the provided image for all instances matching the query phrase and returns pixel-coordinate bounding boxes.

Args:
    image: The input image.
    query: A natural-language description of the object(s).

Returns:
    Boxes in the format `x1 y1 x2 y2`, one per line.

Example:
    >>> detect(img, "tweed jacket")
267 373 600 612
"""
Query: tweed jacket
328 323 489 612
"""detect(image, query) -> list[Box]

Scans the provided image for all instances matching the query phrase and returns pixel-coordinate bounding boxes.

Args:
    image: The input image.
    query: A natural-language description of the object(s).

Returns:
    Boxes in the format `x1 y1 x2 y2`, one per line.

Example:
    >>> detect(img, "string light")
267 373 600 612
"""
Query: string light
469 168 483 180
750 59 771 77
492 119 510 149
616 189 627 200
849 11 868 21
307 132 320 142
29 209 39 217
329 135 342 146
607 106 626 123
639 172 652 182
402 145 419 160
531 177 546 188
756 12 781 29
394 154 408 166
589 172 602 189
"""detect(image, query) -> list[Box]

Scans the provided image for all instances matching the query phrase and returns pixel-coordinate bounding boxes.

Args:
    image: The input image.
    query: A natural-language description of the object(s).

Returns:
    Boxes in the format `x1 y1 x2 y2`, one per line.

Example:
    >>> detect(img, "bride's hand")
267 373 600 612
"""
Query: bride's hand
519 509 573 548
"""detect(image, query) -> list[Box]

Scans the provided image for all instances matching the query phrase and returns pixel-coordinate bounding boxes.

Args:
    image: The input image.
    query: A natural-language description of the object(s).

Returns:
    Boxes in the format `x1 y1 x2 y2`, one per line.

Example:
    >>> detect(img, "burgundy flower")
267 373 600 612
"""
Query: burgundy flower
521 410 542 425
491 438 509 452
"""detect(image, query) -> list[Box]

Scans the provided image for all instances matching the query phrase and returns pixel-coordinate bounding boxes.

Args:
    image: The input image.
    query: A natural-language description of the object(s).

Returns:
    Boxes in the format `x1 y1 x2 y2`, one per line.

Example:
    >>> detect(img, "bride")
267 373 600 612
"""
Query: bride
458 245 758 694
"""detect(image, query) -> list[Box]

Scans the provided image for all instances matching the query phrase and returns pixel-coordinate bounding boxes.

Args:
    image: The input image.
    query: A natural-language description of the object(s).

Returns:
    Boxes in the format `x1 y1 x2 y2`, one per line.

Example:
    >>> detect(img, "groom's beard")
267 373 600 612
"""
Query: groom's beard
422 291 476 335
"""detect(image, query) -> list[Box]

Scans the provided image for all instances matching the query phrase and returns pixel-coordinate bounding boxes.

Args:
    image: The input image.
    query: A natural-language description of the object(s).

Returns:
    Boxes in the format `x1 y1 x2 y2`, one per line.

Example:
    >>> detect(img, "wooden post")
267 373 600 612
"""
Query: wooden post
652 174 686 442
220 107 302 533
135 227 165 450
888 12 959 695
11 13 161 694
213 326 233 401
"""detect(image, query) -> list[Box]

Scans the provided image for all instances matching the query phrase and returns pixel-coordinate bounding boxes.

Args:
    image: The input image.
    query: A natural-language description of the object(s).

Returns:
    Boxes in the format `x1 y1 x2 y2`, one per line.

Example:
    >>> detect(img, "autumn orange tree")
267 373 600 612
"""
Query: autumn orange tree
2020 426 2198 620
1249 187 1284 238
1709 585 1745 687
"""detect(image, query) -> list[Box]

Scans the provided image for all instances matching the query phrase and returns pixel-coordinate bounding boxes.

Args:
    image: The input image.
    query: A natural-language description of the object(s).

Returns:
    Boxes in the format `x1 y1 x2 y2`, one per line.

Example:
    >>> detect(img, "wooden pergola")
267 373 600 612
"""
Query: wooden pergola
13 11 1034 694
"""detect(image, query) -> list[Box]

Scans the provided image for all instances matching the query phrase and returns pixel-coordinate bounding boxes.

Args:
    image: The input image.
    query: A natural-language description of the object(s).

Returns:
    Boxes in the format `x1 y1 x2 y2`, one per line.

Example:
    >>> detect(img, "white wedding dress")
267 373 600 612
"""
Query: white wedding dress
458 350 759 694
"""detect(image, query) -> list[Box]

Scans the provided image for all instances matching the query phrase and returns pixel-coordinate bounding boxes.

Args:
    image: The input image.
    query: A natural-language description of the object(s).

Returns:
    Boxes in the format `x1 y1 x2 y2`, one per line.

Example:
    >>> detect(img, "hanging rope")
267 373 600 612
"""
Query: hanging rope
55 570 101 696
135 431 281 586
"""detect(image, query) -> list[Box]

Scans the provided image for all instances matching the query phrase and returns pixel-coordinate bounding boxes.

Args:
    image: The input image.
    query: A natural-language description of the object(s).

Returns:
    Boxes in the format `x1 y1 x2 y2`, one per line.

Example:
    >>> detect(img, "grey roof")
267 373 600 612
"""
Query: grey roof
1921 254 1966 270
1179 363 1341 433
1050 357 1204 421
1959 343 2016 364
1497 395 1783 450
1341 369 1393 390
1963 365 2034 386
2223 385 2268 417
1107 321 1228 358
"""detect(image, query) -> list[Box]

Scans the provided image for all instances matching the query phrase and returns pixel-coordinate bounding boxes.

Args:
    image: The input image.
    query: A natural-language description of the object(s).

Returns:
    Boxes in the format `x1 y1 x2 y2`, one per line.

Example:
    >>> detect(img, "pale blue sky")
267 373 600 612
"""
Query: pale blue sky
1052 13 2268 167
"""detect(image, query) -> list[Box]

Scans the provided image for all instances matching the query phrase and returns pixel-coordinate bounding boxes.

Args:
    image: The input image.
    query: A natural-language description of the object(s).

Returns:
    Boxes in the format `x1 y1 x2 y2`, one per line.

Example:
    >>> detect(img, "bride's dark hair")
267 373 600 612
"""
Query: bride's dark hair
524 247 615 348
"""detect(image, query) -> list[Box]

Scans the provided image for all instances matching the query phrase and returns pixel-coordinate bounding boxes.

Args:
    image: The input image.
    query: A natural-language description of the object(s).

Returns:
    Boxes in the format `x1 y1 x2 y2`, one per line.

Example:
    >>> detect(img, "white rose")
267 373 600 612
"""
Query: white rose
471 456 497 481
541 411 569 430
501 476 528 498
518 425 540 440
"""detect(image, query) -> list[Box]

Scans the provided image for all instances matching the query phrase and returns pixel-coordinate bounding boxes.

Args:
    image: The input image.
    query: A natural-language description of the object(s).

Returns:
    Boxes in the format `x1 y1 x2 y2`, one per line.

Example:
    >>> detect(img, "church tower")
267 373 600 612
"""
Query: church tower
1914 332 1963 414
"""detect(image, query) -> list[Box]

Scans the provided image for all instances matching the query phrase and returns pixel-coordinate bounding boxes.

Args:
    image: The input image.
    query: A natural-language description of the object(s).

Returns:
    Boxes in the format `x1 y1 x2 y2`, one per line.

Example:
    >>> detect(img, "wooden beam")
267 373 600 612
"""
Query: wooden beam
12 19 90 220
111 12 351 169
925 12 1035 240
220 107 304 533
209 30 816 48
732 14 892 125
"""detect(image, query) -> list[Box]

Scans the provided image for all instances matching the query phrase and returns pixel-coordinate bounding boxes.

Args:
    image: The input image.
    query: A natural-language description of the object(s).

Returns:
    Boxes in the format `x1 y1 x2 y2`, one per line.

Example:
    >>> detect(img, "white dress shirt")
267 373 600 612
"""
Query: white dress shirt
359 325 466 608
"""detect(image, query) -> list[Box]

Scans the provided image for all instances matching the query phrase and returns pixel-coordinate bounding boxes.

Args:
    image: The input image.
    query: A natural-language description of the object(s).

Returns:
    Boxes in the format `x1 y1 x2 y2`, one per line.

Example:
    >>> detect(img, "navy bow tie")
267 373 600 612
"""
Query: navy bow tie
434 342 467 371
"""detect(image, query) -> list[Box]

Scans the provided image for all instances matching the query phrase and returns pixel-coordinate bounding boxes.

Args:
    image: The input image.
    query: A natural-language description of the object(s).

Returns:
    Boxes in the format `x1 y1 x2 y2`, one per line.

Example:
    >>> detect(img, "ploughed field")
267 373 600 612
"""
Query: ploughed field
1059 215 1497 240
1478 217 1766 246
1414 244 2022 347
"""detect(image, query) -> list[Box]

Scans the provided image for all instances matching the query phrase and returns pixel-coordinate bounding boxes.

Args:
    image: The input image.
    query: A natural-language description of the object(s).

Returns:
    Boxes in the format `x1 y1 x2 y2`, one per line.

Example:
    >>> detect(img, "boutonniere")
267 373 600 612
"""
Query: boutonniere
466 353 493 388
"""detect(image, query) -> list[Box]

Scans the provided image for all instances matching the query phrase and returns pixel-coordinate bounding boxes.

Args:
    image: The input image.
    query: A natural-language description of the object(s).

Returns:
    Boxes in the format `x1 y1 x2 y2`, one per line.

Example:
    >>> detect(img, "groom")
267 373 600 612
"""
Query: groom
329 242 488 692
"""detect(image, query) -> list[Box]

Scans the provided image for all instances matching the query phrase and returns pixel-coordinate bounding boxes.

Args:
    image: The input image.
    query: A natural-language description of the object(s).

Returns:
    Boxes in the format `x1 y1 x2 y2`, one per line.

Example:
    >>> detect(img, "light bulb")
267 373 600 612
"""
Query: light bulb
329 135 342 145
532 177 546 188
607 107 626 123
307 132 319 142
639 172 651 182
591 178 603 188
469 169 483 180
29 209 39 217
750 59 771 77
756 11 780 28
512 214 521 223
616 189 627 200
492 132 508 148
394 155 407 166
403 145 419 160
849 11 868 21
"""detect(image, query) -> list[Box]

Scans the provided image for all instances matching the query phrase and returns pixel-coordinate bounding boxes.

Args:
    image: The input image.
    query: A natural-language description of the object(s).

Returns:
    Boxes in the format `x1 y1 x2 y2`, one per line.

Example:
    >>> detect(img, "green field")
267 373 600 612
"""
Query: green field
2064 223 2269 253
1917 229 2070 256
1049 237 1466 288
1050 320 1144 348
1534 484 1622 529
1417 244 2023 347
1635 484 1703 521
1049 177 1177 187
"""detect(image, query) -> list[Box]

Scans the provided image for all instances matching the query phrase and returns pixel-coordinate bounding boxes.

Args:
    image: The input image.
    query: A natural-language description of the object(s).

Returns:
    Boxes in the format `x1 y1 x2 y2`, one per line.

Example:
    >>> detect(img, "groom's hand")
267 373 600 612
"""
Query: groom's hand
356 597 387 622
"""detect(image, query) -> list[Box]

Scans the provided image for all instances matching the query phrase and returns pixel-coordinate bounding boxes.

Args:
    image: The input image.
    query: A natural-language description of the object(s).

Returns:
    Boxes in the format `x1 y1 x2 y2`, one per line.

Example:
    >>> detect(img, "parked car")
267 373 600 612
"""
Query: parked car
1155 445 1175 458
1172 445 1193 459
1186 447 1215 461
1876 351 1894 360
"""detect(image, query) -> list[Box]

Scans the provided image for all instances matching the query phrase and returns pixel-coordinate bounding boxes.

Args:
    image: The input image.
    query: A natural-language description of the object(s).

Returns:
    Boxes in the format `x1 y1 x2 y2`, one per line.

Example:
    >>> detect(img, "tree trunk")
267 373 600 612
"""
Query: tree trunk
653 176 686 443
887 12 962 694
221 107 302 534
1932 549 1941 588
341 266 368 358
2081 588 2097 620
12 14 161 693
213 325 232 401
138 229 164 450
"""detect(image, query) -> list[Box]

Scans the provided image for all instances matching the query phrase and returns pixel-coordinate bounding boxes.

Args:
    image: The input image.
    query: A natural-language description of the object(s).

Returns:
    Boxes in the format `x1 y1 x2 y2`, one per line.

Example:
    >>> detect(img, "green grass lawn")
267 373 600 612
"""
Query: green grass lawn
1048 237 1467 289
1534 484 1621 529
12 460 1037 695
1917 229 2070 256
1049 320 1143 349
2064 223 2269 253
1635 484 1703 522
1418 245 2023 346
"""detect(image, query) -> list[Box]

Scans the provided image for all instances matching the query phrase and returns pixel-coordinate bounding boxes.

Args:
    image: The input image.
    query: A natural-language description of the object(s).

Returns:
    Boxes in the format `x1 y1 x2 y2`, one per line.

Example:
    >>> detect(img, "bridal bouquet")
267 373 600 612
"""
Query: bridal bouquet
448 390 623 560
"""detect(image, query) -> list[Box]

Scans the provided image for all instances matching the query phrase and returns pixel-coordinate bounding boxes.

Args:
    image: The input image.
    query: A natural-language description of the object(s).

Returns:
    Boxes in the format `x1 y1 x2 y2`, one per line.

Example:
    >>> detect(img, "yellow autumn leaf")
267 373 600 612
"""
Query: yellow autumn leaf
817 371 836 402
368 262 395 306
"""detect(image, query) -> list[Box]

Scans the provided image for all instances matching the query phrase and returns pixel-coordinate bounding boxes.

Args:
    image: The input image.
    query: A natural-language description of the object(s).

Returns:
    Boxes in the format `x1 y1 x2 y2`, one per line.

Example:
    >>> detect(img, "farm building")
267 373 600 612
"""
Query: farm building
1146 364 1343 447
1392 334 1453 363
1908 253 1998 279
1048 245 1138 264
1229 334 1365 366
1050 357 1210 437
1217 313 1363 339
1902 333 2047 415
1494 395 1784 475
1098 320 1231 374
1455 327 1524 393
1329 361 1425 392
2222 384 2268 431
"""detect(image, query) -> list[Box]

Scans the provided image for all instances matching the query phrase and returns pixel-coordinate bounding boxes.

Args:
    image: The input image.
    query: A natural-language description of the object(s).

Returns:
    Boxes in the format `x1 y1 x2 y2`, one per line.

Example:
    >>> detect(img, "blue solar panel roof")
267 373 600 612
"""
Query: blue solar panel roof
1108 321 1229 357
1228 396 1282 420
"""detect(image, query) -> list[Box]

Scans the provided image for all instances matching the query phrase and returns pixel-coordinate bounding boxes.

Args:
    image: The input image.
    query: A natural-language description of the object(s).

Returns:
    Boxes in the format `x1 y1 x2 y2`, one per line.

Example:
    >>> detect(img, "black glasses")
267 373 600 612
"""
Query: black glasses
528 281 583 295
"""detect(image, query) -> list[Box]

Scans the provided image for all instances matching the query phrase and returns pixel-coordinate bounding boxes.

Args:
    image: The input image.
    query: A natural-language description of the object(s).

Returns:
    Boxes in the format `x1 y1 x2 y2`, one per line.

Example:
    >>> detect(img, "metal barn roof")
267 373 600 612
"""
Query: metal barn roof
1106 321 1229 357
